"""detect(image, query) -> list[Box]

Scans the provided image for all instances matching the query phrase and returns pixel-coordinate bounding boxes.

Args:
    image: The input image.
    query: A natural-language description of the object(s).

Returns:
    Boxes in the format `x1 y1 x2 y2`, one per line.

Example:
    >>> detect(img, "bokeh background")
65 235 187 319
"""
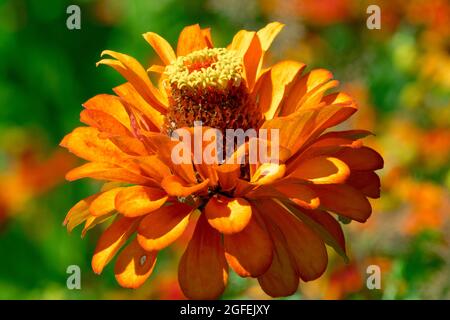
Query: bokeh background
0 0 449 299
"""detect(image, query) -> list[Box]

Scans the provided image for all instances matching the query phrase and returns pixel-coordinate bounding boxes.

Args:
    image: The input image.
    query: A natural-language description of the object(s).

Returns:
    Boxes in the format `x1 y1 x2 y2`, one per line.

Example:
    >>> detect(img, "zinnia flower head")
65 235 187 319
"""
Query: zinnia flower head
61 22 383 299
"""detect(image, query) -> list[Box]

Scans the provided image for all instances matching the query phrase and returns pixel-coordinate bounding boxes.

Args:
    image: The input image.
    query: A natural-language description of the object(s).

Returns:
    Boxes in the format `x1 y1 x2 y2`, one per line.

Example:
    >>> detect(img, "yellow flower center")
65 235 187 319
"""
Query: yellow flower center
163 48 261 134
165 48 242 90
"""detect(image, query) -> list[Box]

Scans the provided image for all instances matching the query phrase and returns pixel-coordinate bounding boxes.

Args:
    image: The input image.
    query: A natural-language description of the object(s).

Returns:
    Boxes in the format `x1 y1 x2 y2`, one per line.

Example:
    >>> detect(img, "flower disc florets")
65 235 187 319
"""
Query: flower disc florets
163 48 261 134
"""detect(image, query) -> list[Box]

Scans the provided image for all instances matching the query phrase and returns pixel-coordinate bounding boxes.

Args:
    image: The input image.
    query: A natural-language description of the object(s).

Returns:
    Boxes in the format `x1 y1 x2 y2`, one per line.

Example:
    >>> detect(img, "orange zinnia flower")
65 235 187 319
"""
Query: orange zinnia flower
61 22 383 299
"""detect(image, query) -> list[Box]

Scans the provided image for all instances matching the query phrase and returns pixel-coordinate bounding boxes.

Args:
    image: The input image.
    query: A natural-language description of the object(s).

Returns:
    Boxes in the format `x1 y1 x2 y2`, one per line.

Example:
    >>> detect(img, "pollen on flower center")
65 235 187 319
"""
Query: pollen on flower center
165 48 242 90
184 56 217 73
163 48 261 134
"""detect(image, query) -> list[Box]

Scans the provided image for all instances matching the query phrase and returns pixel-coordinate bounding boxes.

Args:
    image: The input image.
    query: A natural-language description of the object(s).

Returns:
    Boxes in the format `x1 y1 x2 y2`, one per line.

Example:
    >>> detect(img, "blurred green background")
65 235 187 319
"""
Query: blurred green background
0 0 449 299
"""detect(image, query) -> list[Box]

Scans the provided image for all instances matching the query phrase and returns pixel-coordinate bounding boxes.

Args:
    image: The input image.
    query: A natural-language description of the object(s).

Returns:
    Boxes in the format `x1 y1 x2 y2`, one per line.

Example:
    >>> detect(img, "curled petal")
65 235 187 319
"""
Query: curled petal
251 163 286 185
137 203 193 251
115 186 168 217
97 51 167 113
114 239 158 289
143 32 176 65
257 22 284 52
289 156 350 184
205 196 252 234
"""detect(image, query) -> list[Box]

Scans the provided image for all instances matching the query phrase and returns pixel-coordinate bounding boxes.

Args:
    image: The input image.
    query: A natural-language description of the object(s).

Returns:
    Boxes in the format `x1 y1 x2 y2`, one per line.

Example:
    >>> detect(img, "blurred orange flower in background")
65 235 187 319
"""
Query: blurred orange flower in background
61 22 383 299
0 131 75 226
401 181 449 235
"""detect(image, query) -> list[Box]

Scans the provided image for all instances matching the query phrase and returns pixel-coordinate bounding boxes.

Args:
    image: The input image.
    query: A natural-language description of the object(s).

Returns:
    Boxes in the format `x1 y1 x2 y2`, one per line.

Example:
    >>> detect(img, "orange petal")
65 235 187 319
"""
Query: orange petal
273 183 320 210
242 34 262 91
115 186 168 217
215 163 240 191
289 156 350 184
281 69 334 115
83 94 131 130
137 203 193 251
259 60 306 120
301 76 341 111
257 215 299 297
142 32 176 65
234 178 258 197
256 22 284 52
60 127 131 168
80 109 131 137
262 103 357 156
224 213 273 277
335 146 384 171
315 129 372 144
201 28 214 48
97 51 167 113
64 194 98 232
89 187 124 217
92 216 139 274
176 24 208 56
114 238 158 289
194 162 219 187
113 82 164 130
142 132 198 183
161 175 209 197
81 212 115 238
312 184 372 222
108 135 148 156
178 215 228 299
347 171 381 198
255 199 328 281
301 209 346 254
251 163 286 185
147 65 165 74
229 30 262 90
205 196 252 234
135 155 171 182
290 130 371 165
274 199 348 263
66 162 157 186
315 93 358 129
